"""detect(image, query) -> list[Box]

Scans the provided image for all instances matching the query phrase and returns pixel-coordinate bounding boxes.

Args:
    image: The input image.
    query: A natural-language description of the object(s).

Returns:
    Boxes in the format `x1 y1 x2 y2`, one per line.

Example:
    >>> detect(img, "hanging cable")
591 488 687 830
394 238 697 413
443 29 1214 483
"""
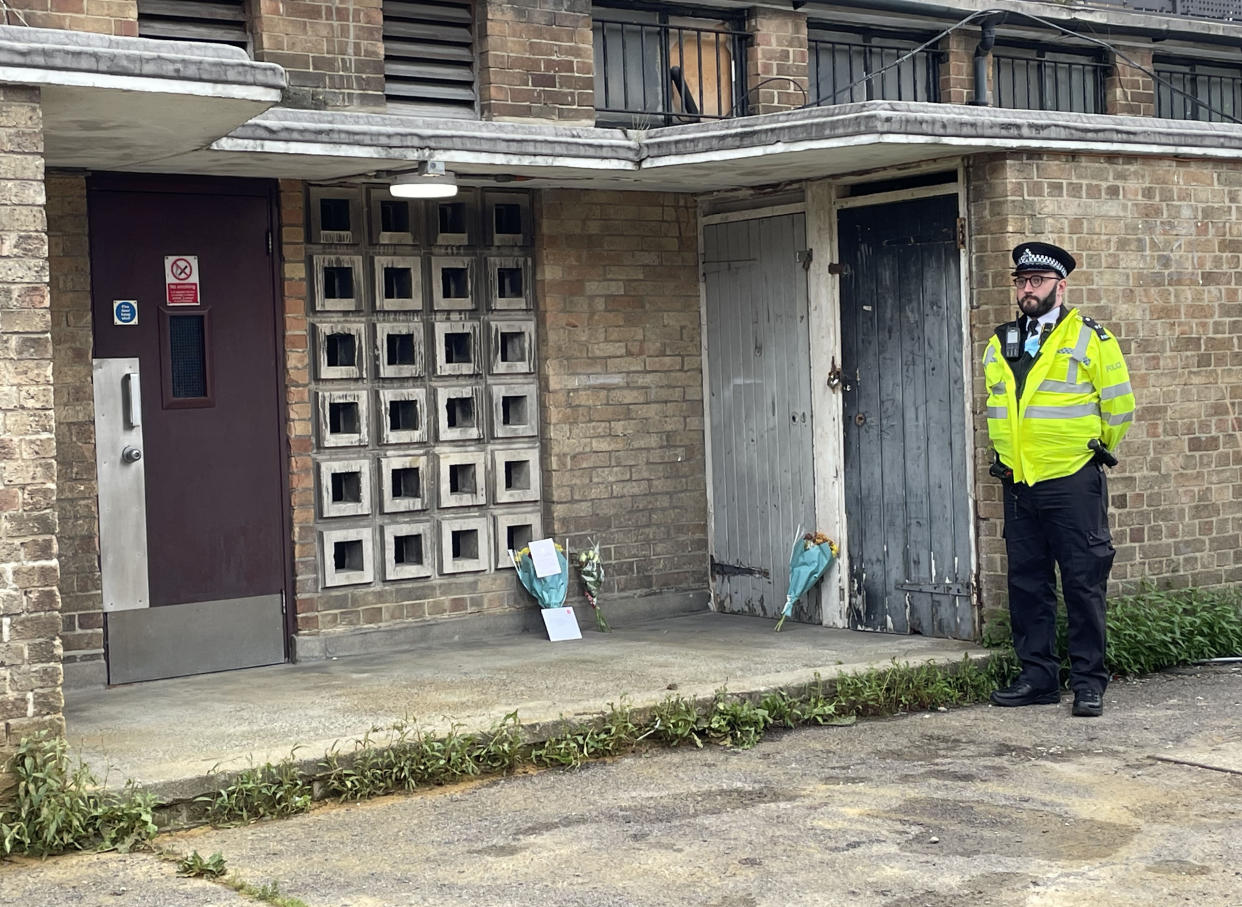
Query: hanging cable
0 1 31 27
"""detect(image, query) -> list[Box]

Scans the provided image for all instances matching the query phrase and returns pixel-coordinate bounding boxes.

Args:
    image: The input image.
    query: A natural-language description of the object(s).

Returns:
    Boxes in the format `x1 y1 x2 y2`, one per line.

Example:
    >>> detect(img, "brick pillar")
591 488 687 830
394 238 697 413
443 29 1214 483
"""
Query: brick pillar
0 85 63 794
46 173 104 689
1 0 137 35
277 181 317 636
476 0 595 124
251 0 385 110
745 8 808 115
939 29 978 106
1107 48 1155 117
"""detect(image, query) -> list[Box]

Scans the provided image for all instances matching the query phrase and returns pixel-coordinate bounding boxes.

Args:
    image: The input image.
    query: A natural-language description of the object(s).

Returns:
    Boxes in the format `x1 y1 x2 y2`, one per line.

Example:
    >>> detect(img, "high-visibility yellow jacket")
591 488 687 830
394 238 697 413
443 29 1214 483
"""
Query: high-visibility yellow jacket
983 307 1135 485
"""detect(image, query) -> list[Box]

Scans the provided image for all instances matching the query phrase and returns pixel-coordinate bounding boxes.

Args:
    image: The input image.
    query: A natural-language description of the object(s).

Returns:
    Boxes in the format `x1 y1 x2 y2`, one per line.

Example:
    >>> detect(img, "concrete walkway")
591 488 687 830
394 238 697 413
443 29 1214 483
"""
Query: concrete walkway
63 611 984 803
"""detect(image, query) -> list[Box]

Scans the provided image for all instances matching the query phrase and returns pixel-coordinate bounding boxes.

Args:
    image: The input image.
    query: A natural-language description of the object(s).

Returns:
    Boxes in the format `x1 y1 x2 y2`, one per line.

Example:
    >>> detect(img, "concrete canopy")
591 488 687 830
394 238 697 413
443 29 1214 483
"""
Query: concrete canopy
190 101 1242 192
0 25 283 170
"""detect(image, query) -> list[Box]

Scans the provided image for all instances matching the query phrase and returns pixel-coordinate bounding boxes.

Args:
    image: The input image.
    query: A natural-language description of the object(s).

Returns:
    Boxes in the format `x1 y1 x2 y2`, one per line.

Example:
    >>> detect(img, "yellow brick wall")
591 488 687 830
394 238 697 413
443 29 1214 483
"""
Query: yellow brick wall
45 173 102 677
2 0 137 36
969 152 1242 620
535 189 709 594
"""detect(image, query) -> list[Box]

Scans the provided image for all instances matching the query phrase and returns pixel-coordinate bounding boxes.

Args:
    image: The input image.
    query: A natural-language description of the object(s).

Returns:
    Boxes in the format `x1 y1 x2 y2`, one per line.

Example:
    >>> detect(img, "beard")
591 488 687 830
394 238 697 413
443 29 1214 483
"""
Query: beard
1017 281 1059 319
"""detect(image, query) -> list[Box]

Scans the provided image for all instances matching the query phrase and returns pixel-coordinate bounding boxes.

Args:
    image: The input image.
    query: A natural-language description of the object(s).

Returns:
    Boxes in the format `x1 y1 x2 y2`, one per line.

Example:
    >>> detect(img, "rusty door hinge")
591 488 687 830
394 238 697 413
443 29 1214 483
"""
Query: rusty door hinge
956 217 967 250
827 262 850 277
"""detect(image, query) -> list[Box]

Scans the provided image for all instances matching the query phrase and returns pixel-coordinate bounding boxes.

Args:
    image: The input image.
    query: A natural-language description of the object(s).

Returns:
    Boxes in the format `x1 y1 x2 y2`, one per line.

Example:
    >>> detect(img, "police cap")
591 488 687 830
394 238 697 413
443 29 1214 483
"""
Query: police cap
1011 242 1076 278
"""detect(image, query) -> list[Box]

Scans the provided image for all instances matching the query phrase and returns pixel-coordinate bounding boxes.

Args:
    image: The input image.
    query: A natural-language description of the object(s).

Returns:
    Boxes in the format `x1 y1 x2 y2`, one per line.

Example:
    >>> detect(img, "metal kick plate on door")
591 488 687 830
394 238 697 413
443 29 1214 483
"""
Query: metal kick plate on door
92 358 151 612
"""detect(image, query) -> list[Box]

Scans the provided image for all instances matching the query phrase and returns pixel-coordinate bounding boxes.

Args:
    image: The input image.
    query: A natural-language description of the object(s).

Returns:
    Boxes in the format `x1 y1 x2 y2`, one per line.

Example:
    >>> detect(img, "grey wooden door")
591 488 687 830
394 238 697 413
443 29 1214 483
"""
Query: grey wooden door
704 213 817 622
838 195 975 639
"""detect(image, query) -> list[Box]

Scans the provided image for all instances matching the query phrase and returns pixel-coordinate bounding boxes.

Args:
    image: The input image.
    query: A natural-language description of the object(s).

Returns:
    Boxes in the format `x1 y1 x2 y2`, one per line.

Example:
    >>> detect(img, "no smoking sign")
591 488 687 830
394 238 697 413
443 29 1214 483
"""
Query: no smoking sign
164 255 201 305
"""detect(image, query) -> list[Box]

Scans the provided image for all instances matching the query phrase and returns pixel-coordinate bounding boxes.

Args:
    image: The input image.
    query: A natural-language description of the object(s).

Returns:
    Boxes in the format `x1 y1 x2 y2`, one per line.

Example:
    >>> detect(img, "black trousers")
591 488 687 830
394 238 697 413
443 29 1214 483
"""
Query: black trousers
1003 462 1116 694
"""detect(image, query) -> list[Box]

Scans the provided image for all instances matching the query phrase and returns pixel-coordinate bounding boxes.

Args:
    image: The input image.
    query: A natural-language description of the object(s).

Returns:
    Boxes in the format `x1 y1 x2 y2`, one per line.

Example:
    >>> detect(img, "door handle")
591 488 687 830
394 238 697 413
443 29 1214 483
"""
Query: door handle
123 371 141 428
122 446 143 464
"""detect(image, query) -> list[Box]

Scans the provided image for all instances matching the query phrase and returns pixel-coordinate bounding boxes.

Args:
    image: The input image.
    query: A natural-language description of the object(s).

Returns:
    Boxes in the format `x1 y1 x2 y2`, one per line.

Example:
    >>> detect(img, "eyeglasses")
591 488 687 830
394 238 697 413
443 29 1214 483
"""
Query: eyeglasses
1012 275 1059 290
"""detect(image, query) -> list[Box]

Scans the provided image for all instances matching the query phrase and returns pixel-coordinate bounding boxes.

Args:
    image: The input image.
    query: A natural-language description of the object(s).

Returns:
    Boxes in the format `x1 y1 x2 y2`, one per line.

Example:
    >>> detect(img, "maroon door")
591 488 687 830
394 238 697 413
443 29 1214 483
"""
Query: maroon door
89 176 287 682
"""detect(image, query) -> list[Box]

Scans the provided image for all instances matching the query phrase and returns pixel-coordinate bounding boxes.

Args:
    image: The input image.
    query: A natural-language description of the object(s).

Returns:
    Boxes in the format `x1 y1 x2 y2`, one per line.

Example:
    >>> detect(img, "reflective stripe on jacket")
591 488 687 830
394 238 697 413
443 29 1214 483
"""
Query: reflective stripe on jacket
983 307 1135 485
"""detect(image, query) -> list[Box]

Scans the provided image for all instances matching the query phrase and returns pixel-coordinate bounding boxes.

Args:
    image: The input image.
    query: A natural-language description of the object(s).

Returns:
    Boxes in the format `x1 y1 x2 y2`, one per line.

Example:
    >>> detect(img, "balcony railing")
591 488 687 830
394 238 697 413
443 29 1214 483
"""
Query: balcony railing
807 35 940 106
993 50 1109 114
1156 63 1242 121
593 17 750 127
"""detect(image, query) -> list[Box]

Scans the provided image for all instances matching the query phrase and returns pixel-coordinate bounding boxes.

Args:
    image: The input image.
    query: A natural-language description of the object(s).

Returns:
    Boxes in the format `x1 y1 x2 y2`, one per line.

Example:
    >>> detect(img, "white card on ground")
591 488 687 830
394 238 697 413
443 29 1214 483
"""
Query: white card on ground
529 538 561 578
541 607 581 642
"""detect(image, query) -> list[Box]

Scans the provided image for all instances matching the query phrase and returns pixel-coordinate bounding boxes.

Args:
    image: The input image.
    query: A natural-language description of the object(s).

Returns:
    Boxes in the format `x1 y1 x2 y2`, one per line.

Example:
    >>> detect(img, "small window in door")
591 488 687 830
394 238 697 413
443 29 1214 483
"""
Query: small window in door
161 309 213 407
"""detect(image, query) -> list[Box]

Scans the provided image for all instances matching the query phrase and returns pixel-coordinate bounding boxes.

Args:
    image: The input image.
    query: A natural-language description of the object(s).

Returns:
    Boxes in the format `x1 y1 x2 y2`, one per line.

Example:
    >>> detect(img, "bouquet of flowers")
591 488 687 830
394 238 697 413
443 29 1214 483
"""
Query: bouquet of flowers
576 541 610 632
511 543 568 610
775 531 839 632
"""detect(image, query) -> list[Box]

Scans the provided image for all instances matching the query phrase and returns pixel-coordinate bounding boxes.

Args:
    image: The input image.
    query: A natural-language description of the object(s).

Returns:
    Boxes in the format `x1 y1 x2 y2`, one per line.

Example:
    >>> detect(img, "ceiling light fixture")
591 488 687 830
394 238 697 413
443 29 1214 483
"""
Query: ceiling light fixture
390 161 458 199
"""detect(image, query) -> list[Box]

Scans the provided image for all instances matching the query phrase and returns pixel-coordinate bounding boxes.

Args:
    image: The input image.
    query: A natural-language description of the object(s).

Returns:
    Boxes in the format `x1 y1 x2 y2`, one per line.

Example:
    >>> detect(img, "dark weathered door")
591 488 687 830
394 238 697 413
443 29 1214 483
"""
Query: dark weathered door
838 194 974 638
703 213 817 621
89 176 287 683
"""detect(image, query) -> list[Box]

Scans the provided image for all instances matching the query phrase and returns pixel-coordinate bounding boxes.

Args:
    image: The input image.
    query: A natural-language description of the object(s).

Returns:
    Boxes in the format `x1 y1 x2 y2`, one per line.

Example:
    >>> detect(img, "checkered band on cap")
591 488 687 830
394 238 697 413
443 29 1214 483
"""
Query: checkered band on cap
1015 248 1067 277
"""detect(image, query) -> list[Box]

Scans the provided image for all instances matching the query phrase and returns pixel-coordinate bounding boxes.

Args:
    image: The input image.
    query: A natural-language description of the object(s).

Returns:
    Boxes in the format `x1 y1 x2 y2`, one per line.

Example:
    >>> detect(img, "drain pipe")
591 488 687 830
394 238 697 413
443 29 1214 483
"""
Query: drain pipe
970 15 1001 106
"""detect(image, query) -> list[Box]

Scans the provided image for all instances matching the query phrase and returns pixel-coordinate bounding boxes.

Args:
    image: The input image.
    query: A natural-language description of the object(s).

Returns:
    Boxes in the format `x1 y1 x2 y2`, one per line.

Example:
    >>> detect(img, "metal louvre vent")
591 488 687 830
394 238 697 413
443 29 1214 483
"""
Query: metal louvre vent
384 0 477 117
137 0 250 48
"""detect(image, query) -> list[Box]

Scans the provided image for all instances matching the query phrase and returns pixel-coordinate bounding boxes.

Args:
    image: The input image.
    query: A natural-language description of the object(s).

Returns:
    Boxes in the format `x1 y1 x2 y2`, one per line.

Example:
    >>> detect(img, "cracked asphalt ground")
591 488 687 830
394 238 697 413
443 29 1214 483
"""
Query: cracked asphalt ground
3 665 1240 907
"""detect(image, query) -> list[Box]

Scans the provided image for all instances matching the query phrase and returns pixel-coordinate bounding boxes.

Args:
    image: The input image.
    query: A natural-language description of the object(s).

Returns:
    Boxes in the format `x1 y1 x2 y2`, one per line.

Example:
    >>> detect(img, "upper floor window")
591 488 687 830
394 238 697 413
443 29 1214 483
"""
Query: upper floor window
993 43 1107 114
1155 57 1242 122
593 3 749 127
137 0 250 50
807 27 941 106
384 0 476 117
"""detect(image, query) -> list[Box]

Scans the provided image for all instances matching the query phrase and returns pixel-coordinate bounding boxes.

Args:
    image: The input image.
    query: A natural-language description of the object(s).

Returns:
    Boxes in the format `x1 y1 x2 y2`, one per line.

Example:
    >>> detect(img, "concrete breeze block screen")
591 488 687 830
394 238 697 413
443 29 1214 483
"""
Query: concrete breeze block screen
307 185 540 590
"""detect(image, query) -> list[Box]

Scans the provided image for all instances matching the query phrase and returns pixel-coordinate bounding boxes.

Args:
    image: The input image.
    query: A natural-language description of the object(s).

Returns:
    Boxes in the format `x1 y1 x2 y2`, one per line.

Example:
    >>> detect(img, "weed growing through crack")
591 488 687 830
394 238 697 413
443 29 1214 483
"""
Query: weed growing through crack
231 878 308 907
647 695 705 748
196 757 313 826
0 732 157 857
704 692 771 749
177 849 227 879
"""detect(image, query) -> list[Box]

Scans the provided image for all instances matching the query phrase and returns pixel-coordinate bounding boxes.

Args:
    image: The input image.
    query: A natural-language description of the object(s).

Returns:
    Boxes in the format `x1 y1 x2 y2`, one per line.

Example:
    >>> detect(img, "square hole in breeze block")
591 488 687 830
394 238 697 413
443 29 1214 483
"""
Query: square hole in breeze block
376 323 424 379
491 447 541 504
318 458 372 518
488 257 531 311
495 510 543 566
377 389 428 445
368 188 419 244
313 255 365 312
310 188 362 244
439 516 490 574
484 191 530 245
435 386 483 442
380 455 429 512
318 392 369 447
438 449 488 507
373 255 422 312
383 521 434 580
431 257 475 311
489 320 535 374
490 383 538 438
321 527 374 586
316 323 366 380
434 320 480 376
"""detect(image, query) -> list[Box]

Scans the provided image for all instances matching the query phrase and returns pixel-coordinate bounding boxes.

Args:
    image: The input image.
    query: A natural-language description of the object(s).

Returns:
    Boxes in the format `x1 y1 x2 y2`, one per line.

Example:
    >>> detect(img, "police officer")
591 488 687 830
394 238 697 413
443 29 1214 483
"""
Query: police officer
983 242 1135 717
